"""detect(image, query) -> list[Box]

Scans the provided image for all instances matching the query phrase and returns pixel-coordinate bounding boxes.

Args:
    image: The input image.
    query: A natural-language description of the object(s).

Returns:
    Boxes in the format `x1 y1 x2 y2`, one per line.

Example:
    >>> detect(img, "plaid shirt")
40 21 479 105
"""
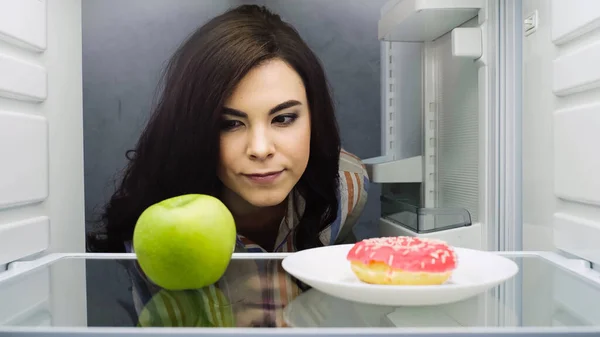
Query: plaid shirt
125 149 369 327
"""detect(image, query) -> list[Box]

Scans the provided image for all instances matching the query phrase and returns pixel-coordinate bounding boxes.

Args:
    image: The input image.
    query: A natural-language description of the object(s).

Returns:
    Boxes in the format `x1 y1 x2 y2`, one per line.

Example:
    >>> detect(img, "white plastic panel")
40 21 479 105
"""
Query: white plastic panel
554 104 600 206
0 111 48 209
431 19 480 222
0 0 84 267
0 53 47 101
524 0 600 263
378 0 484 42
380 42 395 157
522 0 556 251
554 213 600 266
0 0 47 51
550 1 600 265
0 266 50 325
553 41 600 96
392 42 422 160
363 155 423 183
0 216 50 266
552 261 600 325
551 0 600 45
422 38 436 209
451 27 482 58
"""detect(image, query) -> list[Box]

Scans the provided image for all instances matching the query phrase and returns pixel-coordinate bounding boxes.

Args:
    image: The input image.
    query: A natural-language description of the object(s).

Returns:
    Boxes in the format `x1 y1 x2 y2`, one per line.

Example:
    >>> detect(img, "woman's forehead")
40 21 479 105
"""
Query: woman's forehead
225 59 307 114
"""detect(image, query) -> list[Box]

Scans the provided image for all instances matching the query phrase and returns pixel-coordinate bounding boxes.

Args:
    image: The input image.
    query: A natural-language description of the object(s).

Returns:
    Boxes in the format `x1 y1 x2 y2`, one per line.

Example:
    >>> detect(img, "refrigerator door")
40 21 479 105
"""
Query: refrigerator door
0 0 86 329
522 0 600 263
0 0 85 267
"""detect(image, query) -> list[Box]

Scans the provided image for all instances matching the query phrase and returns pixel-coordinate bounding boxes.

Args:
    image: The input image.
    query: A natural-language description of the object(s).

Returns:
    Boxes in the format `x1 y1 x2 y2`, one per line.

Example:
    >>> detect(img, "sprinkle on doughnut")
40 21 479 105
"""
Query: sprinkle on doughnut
346 236 457 273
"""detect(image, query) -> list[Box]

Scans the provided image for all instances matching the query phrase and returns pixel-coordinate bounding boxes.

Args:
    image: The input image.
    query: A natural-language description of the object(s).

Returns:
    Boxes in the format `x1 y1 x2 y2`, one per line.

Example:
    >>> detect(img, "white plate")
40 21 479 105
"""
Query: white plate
281 244 519 306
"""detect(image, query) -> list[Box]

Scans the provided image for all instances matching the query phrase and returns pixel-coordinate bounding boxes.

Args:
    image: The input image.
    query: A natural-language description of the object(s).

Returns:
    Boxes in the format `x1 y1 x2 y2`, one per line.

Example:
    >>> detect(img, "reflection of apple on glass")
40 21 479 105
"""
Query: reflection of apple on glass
137 287 235 327
133 194 237 290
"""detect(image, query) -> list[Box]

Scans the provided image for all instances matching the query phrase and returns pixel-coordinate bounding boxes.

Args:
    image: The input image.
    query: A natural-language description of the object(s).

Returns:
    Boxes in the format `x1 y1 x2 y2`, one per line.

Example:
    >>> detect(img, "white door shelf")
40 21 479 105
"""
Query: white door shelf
363 155 423 183
379 0 486 42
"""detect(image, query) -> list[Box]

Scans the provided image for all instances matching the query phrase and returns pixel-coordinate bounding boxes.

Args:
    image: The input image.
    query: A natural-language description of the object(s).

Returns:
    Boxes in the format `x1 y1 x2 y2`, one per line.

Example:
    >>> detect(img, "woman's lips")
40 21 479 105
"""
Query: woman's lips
243 170 284 184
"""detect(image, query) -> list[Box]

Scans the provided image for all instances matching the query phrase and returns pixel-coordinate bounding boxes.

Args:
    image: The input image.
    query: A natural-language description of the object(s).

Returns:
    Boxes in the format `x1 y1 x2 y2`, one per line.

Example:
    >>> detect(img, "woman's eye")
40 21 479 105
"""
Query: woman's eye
221 120 243 131
272 114 298 125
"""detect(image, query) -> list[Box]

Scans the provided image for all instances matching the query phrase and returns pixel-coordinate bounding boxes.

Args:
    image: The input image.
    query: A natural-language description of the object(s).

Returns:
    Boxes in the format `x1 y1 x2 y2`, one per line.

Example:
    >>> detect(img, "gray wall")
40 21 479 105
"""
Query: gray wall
82 0 385 326
82 0 240 229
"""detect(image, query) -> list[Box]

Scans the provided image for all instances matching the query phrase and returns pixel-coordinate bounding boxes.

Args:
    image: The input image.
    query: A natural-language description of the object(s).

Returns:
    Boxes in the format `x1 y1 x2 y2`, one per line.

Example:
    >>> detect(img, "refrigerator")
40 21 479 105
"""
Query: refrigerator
2 0 600 335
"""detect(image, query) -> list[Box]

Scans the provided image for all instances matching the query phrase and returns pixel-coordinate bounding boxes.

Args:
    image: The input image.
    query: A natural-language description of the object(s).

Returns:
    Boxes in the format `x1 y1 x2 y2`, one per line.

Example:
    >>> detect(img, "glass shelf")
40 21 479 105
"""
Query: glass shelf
1 251 600 336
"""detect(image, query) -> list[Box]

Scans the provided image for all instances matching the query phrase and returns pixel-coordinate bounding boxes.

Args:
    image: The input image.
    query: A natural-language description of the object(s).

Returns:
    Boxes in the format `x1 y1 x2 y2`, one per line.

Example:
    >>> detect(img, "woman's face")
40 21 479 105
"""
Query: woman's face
218 59 311 211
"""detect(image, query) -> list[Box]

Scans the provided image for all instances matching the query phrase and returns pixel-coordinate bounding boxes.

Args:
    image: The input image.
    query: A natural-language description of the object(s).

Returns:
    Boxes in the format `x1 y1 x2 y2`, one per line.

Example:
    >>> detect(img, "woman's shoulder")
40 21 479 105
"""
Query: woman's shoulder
318 148 370 246
338 148 369 207
339 149 368 175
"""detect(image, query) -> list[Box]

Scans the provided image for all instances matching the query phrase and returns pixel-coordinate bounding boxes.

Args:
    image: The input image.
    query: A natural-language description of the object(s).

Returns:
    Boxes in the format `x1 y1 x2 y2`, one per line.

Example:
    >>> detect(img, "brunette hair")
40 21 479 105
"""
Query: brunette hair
89 4 341 253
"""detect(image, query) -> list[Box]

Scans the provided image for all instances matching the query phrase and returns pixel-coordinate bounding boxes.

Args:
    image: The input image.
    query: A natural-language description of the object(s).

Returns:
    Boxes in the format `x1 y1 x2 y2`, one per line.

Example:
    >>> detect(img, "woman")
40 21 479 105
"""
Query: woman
91 4 369 327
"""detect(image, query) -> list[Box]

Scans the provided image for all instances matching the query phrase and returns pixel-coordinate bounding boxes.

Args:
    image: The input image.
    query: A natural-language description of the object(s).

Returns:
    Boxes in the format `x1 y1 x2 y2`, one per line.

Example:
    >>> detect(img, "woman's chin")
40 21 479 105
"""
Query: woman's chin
220 183 292 214
247 195 288 208
241 190 289 208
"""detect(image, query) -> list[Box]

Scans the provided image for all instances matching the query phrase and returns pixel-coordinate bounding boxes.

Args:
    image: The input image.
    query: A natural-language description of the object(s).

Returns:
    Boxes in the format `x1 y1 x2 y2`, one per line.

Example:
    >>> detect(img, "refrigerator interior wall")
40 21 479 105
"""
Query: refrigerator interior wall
385 41 423 161
376 2 487 244
429 17 480 224
379 21 482 234
0 0 86 327
522 0 600 261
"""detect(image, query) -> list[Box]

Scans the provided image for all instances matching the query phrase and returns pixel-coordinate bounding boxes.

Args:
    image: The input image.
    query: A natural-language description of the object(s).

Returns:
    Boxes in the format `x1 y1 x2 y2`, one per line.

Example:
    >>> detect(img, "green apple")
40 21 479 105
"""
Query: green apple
133 194 237 290
137 286 235 327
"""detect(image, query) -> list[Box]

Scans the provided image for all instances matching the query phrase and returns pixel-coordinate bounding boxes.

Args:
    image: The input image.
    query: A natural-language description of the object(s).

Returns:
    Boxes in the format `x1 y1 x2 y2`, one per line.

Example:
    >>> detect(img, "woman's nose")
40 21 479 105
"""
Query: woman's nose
246 128 274 160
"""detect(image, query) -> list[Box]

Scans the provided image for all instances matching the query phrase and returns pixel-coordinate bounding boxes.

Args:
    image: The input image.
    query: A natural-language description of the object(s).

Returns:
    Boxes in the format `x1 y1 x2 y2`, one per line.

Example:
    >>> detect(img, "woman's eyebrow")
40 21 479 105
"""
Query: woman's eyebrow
222 100 302 117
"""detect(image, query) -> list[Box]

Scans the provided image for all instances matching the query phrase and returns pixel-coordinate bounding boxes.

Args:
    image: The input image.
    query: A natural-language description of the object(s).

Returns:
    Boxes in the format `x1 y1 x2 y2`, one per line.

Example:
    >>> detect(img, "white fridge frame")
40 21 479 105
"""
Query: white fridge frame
2 0 600 335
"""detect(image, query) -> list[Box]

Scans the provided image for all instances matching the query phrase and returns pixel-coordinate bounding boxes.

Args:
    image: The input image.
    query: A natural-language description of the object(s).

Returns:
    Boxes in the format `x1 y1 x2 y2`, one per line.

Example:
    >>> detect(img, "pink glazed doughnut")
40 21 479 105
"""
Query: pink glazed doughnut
346 236 457 285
